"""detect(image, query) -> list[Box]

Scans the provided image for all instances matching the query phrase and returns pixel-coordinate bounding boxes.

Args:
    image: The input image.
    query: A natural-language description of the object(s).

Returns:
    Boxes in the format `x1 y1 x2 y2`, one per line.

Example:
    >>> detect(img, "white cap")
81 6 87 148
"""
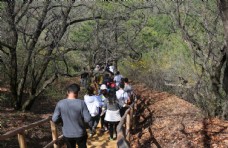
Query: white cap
100 84 107 90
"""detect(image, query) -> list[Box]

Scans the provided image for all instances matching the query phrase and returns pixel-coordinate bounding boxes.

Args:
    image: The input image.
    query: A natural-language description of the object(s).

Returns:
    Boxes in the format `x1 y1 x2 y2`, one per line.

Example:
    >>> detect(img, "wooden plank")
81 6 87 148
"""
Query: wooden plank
50 121 59 148
18 132 27 148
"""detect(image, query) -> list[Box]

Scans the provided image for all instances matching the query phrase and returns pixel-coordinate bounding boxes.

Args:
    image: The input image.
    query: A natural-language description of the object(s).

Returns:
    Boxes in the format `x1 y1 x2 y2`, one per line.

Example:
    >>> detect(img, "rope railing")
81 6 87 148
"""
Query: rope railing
116 92 137 148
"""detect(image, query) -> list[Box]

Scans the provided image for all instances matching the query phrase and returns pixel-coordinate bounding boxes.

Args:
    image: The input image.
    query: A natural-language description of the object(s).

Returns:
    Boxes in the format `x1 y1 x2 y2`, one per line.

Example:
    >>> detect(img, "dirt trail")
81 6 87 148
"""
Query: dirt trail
131 83 228 148
1 80 228 147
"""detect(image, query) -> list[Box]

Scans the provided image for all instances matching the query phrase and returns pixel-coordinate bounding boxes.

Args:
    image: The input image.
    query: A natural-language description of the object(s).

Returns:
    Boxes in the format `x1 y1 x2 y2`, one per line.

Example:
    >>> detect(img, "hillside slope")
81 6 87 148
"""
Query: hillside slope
131 83 228 148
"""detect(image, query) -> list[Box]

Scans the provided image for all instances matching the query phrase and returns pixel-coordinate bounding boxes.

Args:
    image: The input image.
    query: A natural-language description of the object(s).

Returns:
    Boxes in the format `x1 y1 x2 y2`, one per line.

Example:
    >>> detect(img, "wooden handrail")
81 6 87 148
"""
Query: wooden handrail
0 116 52 140
43 135 63 148
0 116 63 148
116 92 137 148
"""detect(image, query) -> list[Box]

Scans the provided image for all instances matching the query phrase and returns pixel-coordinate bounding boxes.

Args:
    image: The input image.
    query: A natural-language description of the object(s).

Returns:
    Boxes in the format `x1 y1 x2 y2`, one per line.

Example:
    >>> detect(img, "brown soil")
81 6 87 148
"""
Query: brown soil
131 83 228 148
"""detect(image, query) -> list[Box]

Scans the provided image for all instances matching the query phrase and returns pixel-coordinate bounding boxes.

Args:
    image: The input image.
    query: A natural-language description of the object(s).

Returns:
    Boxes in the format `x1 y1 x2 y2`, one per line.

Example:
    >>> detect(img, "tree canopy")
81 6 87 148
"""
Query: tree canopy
0 0 228 118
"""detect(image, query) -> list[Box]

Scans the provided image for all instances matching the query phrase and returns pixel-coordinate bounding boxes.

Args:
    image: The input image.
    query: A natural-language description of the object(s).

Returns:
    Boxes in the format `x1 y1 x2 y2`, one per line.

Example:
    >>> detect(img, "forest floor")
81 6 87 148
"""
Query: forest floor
1 79 228 147
131 82 228 148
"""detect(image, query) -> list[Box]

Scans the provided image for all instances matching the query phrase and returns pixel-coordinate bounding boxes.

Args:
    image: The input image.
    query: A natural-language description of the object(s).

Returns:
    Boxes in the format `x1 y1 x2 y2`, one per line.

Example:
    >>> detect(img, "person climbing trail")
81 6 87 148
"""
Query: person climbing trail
116 83 130 117
103 73 112 87
52 83 92 148
90 76 99 95
114 71 123 87
124 78 133 104
84 86 101 137
99 84 109 131
103 90 121 140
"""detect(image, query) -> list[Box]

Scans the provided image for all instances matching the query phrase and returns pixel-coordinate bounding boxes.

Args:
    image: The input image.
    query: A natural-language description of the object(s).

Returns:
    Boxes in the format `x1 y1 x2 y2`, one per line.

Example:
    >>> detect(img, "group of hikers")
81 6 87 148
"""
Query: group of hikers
52 64 133 148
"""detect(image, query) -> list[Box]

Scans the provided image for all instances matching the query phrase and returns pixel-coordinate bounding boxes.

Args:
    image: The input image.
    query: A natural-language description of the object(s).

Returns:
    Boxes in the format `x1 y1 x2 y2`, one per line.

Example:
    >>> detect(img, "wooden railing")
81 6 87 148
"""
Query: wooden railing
0 116 63 148
116 92 137 148
0 92 138 148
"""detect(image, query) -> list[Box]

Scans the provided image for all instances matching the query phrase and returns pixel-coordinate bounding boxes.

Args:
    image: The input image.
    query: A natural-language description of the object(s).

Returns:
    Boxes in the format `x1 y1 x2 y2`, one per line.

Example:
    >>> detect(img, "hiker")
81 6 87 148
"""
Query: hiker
81 68 89 88
99 84 109 131
103 73 112 87
109 64 115 74
93 66 104 87
94 65 100 73
108 79 116 92
90 76 99 95
124 78 133 105
124 78 133 96
52 83 92 148
116 83 130 117
105 63 114 75
114 71 123 87
104 90 121 140
84 87 101 137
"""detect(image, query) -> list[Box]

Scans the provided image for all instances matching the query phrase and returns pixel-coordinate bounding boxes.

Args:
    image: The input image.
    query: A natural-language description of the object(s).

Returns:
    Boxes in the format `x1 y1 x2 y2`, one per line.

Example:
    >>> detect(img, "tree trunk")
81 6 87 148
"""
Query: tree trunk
22 96 37 111
223 63 228 94
6 1 19 109
10 51 19 109
219 0 228 95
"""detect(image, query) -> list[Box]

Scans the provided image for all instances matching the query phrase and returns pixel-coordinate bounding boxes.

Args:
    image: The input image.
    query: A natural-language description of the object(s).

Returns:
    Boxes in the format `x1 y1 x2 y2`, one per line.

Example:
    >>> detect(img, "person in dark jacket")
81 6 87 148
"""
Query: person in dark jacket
52 83 92 148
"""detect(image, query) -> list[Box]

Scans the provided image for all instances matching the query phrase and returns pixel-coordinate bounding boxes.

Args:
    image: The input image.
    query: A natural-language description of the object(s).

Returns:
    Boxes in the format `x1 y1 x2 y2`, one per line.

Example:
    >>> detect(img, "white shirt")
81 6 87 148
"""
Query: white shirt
116 89 129 105
84 95 100 117
109 66 115 73
114 74 123 86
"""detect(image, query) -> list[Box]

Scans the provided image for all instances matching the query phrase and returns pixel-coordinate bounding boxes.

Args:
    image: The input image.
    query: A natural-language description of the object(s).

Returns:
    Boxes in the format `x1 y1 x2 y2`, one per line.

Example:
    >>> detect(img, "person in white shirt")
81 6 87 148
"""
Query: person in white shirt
114 71 123 87
94 65 100 73
109 65 115 73
124 78 133 94
99 84 109 131
116 83 130 116
84 86 100 137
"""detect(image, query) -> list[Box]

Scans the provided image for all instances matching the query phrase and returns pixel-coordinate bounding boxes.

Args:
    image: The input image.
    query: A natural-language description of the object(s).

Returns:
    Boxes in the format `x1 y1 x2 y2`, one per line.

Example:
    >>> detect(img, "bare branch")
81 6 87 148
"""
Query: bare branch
66 16 101 27
0 40 14 50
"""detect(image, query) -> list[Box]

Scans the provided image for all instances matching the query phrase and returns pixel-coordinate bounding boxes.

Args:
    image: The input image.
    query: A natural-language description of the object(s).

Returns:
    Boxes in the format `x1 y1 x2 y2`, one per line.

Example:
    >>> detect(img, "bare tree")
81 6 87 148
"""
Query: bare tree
0 0 100 110
75 2 147 70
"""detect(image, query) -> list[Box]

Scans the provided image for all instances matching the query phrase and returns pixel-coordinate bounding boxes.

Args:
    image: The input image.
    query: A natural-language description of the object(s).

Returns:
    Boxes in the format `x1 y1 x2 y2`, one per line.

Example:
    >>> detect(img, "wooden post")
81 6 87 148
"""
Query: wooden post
18 132 27 148
130 107 134 130
126 112 131 141
50 121 59 148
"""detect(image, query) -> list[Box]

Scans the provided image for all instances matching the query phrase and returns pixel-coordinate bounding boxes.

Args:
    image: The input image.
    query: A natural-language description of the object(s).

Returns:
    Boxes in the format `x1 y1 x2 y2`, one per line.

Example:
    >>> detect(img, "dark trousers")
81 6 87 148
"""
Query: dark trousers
107 121 119 139
90 115 100 133
120 107 128 117
64 135 87 148
100 113 106 129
